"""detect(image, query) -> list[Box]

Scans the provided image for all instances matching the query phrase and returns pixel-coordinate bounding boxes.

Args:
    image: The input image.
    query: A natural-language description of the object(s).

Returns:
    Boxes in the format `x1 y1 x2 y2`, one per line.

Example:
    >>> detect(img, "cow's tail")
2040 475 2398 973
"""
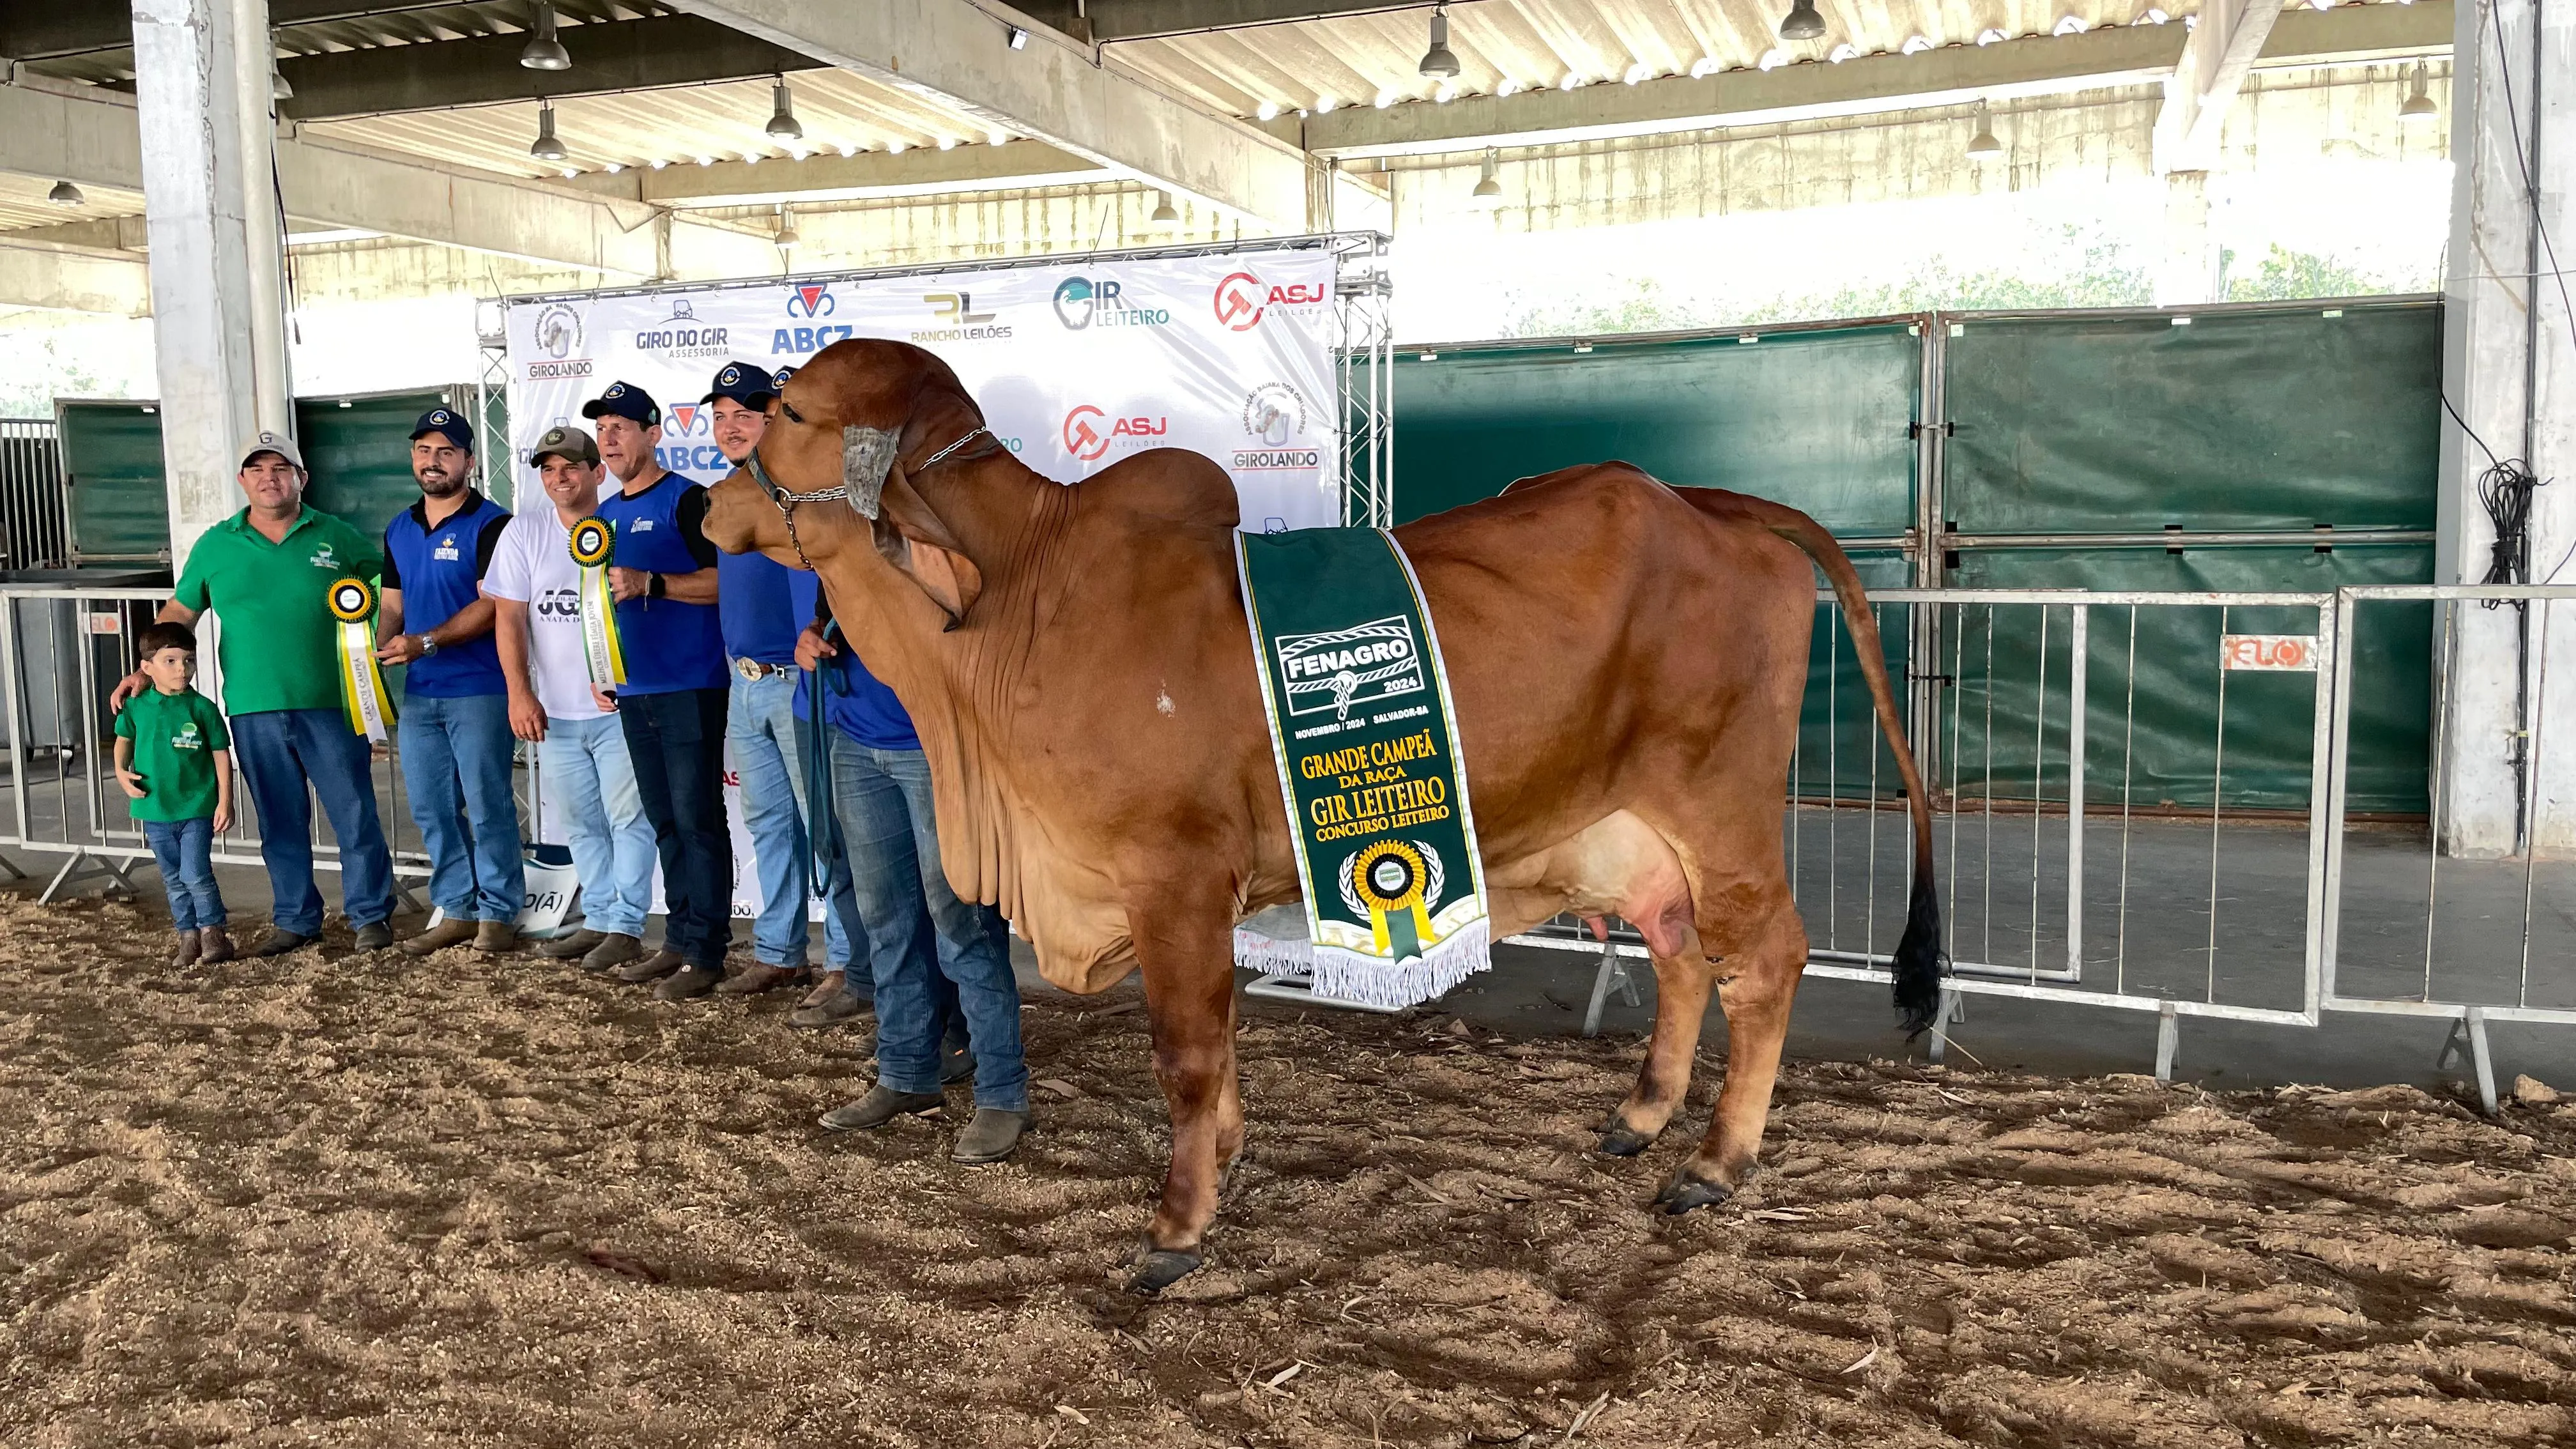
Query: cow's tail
1756 501 1948 1038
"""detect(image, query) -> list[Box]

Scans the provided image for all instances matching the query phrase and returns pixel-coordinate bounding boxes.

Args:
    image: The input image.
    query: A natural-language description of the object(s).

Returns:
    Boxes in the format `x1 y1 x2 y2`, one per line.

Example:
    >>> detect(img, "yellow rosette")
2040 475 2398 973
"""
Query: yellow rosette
1347 839 1437 963
567 516 626 689
327 576 397 743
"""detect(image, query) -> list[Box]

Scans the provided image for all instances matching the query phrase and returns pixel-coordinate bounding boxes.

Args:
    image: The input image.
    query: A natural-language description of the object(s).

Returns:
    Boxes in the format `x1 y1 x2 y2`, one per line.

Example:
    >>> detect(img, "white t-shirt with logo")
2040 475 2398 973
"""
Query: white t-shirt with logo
482 505 604 722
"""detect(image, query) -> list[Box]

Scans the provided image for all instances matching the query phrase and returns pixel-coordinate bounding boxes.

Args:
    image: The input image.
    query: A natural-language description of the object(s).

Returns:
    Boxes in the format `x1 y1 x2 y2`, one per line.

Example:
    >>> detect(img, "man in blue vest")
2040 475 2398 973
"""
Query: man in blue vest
702 361 866 1000
377 407 525 954
585 381 733 1000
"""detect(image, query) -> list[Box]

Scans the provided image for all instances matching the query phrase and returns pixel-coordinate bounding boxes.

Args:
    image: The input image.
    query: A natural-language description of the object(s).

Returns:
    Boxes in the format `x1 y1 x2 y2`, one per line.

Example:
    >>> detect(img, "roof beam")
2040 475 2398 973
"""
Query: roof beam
565 138 1108 208
1015 1 1416 43
0 79 776 279
2158 0 2287 172
275 15 829 123
1279 1 2450 158
665 0 1314 231
0 1 460 63
0 236 152 314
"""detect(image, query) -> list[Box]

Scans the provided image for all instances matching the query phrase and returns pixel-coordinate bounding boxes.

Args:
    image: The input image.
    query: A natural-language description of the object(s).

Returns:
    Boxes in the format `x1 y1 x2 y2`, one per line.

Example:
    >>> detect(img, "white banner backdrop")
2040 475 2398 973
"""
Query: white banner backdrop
505 245 1346 928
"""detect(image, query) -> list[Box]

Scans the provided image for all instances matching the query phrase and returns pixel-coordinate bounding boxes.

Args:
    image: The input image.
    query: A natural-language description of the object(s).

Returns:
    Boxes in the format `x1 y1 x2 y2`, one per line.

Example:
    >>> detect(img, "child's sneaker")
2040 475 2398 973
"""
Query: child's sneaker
197 925 234 963
171 928 201 969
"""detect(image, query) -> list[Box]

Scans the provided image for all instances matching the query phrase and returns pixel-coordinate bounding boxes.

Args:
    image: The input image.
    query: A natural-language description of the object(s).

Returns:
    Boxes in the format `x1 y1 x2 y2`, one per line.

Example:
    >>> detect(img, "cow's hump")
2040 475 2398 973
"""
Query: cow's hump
1078 448 1241 531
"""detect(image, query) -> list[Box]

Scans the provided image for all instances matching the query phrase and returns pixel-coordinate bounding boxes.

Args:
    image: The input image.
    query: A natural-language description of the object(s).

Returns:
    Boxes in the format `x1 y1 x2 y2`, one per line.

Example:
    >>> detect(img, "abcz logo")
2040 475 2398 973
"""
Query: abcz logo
786 284 836 318
1061 405 1169 463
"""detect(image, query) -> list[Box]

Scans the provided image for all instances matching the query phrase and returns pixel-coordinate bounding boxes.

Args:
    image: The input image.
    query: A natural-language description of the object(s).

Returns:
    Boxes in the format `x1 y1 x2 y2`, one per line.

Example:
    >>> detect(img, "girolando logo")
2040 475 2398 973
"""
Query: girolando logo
527 303 590 379
1052 275 1172 332
1061 405 1169 463
786 284 836 318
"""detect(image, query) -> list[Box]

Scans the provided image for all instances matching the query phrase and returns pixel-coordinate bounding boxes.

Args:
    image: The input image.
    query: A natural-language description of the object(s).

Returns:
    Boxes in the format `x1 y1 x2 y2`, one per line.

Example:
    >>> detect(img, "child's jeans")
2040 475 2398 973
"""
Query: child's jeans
143 818 226 931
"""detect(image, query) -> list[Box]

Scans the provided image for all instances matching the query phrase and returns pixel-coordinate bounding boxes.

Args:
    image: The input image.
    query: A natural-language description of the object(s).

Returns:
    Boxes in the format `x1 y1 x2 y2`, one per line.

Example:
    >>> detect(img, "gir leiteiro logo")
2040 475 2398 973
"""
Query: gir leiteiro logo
1275 616 1425 720
786 284 836 318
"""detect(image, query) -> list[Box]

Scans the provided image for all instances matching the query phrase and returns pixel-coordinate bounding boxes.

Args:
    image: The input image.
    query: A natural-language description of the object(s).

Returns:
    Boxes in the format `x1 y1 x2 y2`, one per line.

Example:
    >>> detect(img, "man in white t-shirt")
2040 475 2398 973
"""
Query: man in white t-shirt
482 425 657 974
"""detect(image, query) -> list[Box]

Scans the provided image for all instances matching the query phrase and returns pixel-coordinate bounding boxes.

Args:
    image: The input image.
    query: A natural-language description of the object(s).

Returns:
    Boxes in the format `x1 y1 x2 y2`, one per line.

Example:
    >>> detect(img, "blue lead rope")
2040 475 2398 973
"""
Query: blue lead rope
804 628 848 900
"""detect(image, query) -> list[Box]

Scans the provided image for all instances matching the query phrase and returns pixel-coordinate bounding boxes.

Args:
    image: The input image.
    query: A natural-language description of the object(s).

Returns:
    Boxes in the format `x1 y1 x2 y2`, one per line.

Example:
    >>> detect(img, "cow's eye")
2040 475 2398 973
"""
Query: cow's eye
779 401 803 425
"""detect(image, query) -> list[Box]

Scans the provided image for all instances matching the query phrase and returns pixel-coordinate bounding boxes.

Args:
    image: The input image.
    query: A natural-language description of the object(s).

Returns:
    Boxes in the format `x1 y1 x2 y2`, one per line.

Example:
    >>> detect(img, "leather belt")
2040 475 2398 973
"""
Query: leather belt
733 657 789 680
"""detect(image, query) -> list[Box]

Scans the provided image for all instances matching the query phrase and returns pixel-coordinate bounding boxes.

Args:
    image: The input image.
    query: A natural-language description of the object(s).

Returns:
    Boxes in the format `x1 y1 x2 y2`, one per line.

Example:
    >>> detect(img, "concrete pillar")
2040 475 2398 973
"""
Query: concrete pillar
130 0 293 562
2154 169 2218 306
2435 0 2576 855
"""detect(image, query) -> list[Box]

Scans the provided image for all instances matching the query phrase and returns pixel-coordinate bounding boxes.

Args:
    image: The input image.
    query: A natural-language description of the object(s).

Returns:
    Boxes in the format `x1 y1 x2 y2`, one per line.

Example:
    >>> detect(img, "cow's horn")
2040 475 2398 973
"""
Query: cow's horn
841 424 899 520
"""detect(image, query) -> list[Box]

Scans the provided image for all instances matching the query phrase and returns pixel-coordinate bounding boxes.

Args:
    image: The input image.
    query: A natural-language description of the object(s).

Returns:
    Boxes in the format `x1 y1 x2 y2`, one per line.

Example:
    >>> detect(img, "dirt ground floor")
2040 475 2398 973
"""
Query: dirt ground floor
3 893 2573 1448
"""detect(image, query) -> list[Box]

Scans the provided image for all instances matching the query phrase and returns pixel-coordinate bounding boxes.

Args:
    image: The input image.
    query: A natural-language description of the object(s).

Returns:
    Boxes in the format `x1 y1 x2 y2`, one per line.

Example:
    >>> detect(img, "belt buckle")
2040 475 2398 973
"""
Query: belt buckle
733 657 764 681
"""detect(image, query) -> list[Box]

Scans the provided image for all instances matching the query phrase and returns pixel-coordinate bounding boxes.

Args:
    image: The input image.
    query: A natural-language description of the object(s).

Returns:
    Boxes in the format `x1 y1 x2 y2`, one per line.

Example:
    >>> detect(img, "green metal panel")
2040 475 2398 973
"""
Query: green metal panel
1945 545 2434 814
1392 325 1920 533
1942 302 2442 534
52 389 475 565
299 389 454 539
56 401 171 564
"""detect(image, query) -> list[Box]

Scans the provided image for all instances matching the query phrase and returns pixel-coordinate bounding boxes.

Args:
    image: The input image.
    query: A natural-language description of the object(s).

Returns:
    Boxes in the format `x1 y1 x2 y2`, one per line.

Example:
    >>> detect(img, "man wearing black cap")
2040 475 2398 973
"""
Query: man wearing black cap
583 381 733 1000
703 362 867 1003
377 407 523 956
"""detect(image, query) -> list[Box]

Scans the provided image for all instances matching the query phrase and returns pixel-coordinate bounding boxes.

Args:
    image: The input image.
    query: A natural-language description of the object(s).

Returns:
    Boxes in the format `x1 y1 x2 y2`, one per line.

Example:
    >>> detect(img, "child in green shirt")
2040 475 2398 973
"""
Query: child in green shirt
114 621 234 966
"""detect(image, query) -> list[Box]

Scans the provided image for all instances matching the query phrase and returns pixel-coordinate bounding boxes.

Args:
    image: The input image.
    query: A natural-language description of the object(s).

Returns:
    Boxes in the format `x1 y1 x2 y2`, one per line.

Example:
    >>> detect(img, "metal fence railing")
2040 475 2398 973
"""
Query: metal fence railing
0 418 68 571
2319 584 2576 1112
0 585 447 905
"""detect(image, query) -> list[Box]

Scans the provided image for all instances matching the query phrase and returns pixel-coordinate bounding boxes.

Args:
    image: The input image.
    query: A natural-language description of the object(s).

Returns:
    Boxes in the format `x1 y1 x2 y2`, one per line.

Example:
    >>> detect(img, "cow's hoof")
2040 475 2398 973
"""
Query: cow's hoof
1654 1172 1733 1216
1597 1124 1657 1158
1128 1248 1203 1295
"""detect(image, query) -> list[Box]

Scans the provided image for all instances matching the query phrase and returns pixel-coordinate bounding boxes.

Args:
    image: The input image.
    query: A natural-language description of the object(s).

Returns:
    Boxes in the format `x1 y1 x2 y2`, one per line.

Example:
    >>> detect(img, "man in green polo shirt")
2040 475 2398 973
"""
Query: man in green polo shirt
112 431 399 954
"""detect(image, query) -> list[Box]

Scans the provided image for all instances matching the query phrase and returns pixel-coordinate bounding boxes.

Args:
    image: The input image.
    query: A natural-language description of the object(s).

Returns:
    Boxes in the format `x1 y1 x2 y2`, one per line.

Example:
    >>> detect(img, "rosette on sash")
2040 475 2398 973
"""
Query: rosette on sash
567 516 626 689
326 576 397 742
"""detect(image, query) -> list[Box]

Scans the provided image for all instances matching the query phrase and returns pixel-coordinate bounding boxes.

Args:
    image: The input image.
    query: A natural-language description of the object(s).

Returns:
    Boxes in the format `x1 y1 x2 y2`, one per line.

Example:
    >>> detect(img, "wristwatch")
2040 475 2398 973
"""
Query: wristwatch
647 571 668 599
415 632 440 657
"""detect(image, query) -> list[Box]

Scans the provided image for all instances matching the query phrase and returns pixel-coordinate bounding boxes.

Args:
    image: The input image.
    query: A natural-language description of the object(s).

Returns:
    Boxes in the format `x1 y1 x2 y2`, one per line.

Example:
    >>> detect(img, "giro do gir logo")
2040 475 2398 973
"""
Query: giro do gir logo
631 299 730 360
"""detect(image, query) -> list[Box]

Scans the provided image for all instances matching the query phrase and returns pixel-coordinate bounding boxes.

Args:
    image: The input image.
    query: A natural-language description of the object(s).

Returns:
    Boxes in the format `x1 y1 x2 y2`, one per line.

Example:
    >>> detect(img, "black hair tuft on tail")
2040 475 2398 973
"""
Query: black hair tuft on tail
1892 871 1947 1038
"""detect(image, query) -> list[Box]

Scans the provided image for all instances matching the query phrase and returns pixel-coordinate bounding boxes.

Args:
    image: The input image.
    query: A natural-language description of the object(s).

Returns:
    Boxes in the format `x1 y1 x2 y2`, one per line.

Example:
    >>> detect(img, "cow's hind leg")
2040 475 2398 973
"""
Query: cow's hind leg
1659 885 1806 1213
1126 882 1245 1294
1598 947 1714 1156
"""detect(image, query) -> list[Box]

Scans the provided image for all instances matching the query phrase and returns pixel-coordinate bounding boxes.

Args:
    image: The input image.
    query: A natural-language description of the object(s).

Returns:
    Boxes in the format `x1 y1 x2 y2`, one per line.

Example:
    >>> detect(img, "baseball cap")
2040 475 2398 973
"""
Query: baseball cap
581 380 661 427
771 365 797 387
531 424 601 467
408 405 474 451
237 429 305 472
702 361 779 408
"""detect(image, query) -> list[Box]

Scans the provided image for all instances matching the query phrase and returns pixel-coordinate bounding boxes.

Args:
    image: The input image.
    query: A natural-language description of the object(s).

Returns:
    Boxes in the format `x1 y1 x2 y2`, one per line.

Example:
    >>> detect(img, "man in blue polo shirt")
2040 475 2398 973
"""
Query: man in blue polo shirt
585 381 733 1001
702 361 866 1001
377 407 523 954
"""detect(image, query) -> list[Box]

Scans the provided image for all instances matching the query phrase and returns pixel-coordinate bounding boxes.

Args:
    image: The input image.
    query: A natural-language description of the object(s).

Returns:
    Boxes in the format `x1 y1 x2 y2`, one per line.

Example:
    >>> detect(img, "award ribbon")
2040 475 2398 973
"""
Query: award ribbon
567 516 626 689
327 576 397 743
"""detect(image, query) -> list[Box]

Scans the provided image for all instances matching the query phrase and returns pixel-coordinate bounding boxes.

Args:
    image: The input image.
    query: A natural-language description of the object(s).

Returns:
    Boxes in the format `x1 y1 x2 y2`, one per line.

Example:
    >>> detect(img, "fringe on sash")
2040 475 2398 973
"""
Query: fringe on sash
1231 919 1492 1011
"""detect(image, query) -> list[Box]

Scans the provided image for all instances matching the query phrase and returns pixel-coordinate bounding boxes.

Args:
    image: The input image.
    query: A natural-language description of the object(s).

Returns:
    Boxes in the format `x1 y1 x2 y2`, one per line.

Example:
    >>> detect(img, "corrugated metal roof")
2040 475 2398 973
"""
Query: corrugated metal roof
1122 0 2187 118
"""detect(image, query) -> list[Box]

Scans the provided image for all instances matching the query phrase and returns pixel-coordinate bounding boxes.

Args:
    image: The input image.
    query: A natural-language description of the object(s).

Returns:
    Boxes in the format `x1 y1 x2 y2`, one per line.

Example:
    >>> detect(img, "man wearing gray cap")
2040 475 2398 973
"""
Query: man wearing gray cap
111 430 399 954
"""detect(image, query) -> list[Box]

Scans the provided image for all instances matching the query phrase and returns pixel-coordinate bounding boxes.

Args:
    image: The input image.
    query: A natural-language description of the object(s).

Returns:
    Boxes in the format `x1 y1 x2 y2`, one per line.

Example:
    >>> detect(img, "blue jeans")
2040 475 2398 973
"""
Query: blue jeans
398 692 526 924
829 741 1025 1112
618 687 733 969
229 708 396 936
729 669 857 967
144 817 224 931
537 713 657 939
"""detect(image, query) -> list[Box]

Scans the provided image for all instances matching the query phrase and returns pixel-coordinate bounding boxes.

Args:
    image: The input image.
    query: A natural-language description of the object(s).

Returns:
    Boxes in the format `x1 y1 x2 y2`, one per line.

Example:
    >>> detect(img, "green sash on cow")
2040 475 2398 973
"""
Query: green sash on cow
1233 528 1491 1009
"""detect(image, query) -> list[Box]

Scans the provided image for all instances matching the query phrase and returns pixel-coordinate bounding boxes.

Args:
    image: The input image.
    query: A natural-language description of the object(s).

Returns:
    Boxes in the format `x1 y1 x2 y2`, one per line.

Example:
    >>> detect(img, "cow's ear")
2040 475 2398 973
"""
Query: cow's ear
871 463 982 628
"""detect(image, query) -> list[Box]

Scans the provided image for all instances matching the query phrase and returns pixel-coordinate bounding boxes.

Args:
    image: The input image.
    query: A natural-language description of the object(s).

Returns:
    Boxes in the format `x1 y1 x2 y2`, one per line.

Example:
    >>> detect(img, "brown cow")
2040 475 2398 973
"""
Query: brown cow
702 339 1943 1292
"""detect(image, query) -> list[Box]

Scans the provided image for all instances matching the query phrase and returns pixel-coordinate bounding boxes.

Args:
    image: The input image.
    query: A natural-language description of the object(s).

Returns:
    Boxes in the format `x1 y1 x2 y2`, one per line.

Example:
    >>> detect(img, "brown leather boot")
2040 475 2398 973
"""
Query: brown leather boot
539 928 606 960
400 919 477 956
796 969 843 1008
170 928 200 969
473 920 519 954
714 962 802 997
197 925 234 963
614 948 685 985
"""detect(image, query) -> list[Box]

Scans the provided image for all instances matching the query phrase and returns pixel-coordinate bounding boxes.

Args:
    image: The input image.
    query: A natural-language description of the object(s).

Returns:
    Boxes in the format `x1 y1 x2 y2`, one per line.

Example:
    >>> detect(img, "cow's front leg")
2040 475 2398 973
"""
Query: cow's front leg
1125 880 1243 1294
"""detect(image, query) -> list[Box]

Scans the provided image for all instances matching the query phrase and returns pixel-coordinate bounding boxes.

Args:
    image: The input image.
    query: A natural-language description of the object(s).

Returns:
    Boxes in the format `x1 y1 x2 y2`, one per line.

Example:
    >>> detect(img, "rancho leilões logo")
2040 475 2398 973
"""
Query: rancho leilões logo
1275 616 1425 720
